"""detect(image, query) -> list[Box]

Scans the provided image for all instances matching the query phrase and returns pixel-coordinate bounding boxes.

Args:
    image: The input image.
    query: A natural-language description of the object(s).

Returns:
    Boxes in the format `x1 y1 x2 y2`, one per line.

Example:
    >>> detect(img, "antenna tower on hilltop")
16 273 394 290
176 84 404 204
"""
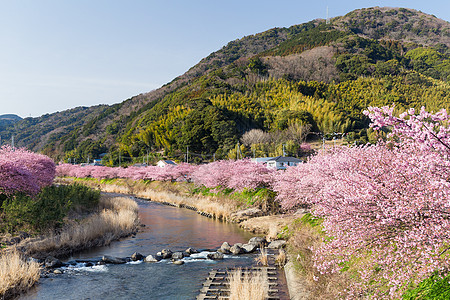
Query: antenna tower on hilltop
326 6 330 24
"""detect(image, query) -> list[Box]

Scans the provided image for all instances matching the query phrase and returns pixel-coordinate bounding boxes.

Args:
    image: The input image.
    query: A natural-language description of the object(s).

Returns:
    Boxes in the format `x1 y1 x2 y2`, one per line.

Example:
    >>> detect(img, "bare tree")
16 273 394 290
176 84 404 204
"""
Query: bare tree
240 129 270 146
284 123 311 144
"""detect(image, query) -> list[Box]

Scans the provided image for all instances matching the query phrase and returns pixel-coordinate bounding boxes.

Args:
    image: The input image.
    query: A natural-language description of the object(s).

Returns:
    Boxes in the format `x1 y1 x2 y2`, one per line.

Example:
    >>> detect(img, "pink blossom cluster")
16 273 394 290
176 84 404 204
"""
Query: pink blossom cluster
273 106 450 297
56 163 197 182
191 159 274 191
0 145 56 196
56 159 274 191
364 105 450 154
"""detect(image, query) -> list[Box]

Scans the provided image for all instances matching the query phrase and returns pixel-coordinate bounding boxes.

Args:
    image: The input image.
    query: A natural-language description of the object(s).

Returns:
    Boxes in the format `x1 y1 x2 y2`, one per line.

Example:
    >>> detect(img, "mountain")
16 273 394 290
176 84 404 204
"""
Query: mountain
0 114 22 132
2 7 450 163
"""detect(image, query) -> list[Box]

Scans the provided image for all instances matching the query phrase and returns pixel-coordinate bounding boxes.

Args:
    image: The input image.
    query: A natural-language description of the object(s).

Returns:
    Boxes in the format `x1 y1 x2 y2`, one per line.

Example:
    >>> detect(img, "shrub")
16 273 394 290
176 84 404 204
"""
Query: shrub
0 184 100 233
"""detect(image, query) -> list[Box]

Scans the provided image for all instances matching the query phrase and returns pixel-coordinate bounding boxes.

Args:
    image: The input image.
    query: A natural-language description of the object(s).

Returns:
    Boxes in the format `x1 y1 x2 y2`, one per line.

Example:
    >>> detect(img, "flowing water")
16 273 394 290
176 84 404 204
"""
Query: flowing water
21 197 255 300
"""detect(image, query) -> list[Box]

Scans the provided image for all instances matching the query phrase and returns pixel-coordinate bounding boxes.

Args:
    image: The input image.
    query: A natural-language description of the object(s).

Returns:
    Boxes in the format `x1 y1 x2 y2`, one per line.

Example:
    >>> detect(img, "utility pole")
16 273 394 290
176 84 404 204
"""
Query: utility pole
186 146 189 163
213 153 216 162
322 135 325 153
237 142 240 160
282 144 286 156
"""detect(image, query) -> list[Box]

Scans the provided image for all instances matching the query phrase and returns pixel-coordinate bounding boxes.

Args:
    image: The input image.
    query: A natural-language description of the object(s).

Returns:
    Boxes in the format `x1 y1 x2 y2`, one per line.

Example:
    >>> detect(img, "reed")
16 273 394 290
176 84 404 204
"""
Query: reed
0 249 40 299
255 247 268 266
225 269 268 300
275 249 287 267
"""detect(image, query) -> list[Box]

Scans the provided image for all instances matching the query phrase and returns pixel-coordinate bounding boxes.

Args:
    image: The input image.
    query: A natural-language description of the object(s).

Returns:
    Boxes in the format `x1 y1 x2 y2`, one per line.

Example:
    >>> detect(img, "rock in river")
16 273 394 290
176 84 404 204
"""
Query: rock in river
102 255 127 264
242 243 257 253
161 249 173 259
230 244 244 255
144 255 161 263
220 242 231 252
207 252 224 260
131 252 144 261
171 252 184 260
185 247 199 255
45 256 63 268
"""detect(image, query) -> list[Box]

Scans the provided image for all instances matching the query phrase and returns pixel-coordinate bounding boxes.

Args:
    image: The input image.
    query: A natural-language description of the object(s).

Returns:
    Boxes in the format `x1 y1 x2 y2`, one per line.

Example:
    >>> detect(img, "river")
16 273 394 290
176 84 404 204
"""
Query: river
21 197 255 300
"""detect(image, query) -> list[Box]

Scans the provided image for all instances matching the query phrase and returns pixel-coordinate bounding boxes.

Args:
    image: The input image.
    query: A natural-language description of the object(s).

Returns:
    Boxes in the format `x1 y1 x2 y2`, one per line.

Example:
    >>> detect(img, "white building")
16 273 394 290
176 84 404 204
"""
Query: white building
265 156 303 170
157 160 177 168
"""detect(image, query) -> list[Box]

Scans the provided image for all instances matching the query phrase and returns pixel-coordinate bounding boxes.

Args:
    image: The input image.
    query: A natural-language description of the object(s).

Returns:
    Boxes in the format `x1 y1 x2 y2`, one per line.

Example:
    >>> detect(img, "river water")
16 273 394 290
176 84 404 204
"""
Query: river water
21 198 255 300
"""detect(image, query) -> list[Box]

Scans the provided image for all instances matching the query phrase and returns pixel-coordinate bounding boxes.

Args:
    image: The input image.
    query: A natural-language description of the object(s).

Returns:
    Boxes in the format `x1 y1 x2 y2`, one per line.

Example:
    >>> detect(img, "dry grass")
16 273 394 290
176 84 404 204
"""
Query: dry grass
275 249 287 267
99 194 138 213
135 188 234 221
0 249 40 299
255 247 269 267
23 196 139 257
224 269 269 300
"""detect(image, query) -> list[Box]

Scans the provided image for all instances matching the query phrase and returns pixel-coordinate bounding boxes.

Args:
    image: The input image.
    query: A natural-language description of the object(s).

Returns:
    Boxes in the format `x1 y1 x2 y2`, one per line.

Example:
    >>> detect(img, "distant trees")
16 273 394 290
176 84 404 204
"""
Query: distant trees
240 123 311 158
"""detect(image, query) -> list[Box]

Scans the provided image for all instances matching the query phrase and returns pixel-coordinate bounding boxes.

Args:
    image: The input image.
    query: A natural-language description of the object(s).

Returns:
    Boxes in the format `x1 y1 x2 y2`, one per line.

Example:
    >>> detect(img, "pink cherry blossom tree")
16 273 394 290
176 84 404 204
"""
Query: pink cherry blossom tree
273 106 450 297
0 145 55 196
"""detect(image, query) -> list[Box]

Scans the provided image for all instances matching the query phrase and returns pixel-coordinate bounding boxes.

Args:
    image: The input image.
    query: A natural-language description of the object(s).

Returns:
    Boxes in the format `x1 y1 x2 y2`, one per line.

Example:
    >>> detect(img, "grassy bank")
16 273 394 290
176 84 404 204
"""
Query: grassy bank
282 214 351 298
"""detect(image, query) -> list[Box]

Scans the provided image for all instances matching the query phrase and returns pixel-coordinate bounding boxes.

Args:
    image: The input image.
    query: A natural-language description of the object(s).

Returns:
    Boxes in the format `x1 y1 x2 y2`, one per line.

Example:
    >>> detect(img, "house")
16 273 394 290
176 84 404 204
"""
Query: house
132 163 147 167
265 156 303 170
157 160 177 168
252 157 274 164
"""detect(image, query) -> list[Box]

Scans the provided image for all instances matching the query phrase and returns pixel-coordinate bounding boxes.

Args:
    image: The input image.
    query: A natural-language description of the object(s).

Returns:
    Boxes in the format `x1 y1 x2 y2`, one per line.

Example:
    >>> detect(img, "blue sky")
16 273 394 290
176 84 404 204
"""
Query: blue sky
1 0 449 118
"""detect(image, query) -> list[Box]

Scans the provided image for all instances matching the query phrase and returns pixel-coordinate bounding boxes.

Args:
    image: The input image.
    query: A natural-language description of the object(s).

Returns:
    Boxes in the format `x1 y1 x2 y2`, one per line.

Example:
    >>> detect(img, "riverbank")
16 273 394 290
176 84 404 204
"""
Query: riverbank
0 194 139 300
56 177 310 299
20 195 139 259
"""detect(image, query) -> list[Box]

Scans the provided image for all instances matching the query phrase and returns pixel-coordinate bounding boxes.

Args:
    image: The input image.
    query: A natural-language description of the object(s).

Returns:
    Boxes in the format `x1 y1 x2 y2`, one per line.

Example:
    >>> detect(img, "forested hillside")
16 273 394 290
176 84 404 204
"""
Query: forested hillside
2 7 450 164
0 114 22 132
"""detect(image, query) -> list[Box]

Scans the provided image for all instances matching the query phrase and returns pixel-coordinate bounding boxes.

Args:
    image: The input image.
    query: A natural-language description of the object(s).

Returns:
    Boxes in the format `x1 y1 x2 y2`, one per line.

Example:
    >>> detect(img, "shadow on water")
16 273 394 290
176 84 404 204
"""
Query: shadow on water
21 198 256 300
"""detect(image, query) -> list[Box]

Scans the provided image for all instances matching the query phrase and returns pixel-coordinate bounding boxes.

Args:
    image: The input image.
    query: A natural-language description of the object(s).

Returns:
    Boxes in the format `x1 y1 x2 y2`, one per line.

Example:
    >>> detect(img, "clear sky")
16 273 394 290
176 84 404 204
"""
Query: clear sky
1 0 449 118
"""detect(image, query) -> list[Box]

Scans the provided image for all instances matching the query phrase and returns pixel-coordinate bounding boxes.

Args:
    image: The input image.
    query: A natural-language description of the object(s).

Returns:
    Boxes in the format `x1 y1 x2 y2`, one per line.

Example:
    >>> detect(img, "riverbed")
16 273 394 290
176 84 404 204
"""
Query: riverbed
20 197 256 300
